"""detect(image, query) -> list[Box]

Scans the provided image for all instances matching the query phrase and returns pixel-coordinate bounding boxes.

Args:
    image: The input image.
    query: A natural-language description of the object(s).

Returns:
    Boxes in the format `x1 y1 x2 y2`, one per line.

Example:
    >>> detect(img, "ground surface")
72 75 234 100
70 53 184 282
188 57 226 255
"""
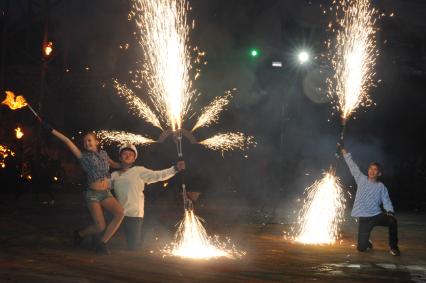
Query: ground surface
0 191 425 283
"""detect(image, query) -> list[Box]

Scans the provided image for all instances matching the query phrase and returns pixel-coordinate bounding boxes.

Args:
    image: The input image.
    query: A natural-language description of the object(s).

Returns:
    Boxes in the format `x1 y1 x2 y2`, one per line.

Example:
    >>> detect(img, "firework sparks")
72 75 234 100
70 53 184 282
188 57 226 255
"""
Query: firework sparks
131 0 196 131
191 91 233 132
163 209 244 259
0 145 15 169
199 132 256 153
1 91 27 110
327 0 378 119
294 171 346 245
113 80 163 130
96 130 156 146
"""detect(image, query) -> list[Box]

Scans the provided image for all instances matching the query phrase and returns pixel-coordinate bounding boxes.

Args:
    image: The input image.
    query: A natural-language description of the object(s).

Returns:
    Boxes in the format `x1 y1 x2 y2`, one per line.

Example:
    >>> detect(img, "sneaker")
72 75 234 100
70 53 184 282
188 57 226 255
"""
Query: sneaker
390 247 401 256
367 240 373 251
73 230 84 246
95 242 111 255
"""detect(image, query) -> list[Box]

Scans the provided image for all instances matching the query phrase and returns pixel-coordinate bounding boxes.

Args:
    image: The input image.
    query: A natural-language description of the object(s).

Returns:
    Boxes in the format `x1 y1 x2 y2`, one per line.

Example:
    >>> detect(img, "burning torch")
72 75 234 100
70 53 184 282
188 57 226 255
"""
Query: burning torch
1 91 42 121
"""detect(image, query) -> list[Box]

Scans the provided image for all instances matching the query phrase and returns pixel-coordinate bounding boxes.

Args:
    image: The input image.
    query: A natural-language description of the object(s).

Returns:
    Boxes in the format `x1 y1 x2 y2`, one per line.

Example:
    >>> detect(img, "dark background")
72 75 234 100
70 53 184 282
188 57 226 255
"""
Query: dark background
0 0 425 212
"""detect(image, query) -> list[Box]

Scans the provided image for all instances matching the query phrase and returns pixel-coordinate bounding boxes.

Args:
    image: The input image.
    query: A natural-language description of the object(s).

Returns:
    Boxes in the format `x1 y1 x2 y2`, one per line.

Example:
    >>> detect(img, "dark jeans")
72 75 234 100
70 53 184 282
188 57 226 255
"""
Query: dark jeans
122 216 144 250
358 213 398 251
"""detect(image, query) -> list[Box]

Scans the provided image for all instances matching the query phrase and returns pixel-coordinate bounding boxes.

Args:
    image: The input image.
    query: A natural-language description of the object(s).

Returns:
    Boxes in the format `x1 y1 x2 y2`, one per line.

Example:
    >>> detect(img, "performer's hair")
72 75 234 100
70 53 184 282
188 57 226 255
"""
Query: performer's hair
369 162 381 171
83 132 98 141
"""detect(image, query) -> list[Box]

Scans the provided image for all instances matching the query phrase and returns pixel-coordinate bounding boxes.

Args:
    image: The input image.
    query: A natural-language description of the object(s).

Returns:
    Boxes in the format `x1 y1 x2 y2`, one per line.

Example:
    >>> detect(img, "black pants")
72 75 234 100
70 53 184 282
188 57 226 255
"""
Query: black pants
122 216 143 250
357 213 398 251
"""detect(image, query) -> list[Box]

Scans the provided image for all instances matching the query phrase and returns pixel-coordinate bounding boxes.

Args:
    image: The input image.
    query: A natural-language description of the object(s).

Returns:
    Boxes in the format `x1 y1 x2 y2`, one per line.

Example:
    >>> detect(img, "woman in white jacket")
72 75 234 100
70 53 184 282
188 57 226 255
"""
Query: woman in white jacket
111 144 185 250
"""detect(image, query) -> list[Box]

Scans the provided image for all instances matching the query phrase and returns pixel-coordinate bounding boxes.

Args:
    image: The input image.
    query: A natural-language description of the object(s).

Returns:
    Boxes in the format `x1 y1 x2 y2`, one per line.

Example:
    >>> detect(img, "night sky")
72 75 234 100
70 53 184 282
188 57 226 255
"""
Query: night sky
1 0 425 210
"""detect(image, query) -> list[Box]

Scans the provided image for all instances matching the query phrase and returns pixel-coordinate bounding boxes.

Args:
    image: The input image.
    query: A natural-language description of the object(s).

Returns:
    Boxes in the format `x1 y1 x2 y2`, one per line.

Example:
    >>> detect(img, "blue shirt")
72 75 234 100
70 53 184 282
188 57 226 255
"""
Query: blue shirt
344 153 394 217
79 150 110 184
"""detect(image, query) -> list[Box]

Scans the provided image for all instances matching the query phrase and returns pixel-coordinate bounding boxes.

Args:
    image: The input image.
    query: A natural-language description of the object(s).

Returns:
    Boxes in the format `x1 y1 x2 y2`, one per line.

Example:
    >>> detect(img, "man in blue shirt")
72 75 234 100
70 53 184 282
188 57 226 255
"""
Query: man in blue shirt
339 144 400 256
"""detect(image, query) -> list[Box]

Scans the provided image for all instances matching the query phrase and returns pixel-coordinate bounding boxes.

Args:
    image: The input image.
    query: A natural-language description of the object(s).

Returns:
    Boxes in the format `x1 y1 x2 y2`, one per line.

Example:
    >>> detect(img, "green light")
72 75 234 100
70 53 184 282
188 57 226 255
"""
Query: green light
250 49 259 57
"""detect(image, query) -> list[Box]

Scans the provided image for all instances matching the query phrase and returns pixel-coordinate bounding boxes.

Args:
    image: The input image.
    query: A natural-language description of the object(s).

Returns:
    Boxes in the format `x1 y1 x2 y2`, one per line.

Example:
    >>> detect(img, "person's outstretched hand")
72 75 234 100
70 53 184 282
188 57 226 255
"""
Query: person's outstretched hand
337 140 347 155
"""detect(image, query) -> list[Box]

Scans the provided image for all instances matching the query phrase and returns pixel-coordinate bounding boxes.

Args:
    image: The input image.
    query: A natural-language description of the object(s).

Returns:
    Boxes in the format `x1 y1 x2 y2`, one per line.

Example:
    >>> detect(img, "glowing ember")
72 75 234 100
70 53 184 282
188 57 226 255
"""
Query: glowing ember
15 127 24 139
1 91 28 110
0 145 15 169
96 130 156 146
131 0 196 131
113 80 163 130
327 0 378 119
163 209 244 259
199 132 256 153
191 91 233 132
294 171 346 245
43 41 54 57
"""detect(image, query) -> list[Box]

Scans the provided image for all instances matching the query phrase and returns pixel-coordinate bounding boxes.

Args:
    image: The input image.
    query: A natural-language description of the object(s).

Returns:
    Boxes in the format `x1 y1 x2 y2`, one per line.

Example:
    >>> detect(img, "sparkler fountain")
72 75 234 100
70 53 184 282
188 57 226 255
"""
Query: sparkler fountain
327 0 379 140
96 0 251 259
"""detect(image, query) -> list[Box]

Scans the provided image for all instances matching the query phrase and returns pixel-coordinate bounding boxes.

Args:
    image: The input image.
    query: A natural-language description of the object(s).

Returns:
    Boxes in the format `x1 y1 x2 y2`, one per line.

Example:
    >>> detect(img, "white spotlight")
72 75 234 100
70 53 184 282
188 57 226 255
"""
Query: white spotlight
298 51 310 64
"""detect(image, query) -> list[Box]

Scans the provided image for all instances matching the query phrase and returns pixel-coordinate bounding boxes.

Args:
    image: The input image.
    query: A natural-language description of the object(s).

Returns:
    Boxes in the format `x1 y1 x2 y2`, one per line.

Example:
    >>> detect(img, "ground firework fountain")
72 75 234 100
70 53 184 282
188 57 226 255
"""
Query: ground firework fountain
294 171 346 245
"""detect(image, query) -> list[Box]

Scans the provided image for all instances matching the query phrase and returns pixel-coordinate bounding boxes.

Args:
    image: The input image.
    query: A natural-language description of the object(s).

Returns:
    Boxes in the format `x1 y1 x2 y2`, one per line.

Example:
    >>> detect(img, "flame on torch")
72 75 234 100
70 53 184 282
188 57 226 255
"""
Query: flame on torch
15 127 24 139
1 91 28 110
0 145 15 169
43 41 54 57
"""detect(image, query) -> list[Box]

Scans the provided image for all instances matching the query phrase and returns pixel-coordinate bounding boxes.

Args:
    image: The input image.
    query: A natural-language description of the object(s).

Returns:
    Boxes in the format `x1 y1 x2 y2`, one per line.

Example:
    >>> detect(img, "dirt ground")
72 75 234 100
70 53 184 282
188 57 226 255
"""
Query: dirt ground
0 191 425 283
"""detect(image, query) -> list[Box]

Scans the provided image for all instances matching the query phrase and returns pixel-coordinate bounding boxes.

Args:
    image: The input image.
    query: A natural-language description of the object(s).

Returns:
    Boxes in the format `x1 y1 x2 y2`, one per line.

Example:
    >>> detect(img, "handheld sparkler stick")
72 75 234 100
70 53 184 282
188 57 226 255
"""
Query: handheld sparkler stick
175 130 183 158
26 103 42 121
173 130 193 210
339 117 347 143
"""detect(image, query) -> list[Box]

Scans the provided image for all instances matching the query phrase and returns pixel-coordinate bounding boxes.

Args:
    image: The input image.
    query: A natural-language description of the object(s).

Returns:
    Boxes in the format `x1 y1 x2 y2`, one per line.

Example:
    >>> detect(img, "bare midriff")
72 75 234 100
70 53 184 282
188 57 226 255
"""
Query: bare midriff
89 178 110 191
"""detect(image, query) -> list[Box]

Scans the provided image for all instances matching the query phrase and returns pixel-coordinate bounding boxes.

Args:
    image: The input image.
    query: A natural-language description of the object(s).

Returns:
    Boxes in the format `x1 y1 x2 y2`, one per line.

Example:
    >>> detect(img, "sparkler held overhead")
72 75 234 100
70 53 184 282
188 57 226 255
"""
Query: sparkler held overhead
327 0 379 122
102 0 255 155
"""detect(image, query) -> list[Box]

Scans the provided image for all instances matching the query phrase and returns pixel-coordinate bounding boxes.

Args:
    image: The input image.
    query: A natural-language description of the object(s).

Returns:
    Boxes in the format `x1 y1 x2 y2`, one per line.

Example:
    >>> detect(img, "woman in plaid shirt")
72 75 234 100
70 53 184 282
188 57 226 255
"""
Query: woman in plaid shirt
43 122 124 255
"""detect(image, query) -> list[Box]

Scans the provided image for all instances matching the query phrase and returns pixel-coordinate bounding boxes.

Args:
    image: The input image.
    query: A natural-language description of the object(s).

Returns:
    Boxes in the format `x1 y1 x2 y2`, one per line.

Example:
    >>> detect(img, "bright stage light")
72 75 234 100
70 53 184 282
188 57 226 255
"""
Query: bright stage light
298 51 310 64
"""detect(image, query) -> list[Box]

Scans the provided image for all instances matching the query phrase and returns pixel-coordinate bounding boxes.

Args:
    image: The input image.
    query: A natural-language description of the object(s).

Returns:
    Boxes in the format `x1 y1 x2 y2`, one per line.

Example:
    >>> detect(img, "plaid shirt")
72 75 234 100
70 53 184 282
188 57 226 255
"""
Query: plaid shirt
79 150 110 184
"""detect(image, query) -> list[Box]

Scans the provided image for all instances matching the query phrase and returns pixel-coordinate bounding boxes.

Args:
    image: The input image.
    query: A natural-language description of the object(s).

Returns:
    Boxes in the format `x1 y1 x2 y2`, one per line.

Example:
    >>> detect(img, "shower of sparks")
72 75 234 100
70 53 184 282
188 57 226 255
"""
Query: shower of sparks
113 80 163 130
131 0 197 131
198 132 256 153
294 171 346 245
327 0 379 119
163 209 244 259
1 91 28 110
0 145 15 169
191 90 233 132
96 130 156 146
